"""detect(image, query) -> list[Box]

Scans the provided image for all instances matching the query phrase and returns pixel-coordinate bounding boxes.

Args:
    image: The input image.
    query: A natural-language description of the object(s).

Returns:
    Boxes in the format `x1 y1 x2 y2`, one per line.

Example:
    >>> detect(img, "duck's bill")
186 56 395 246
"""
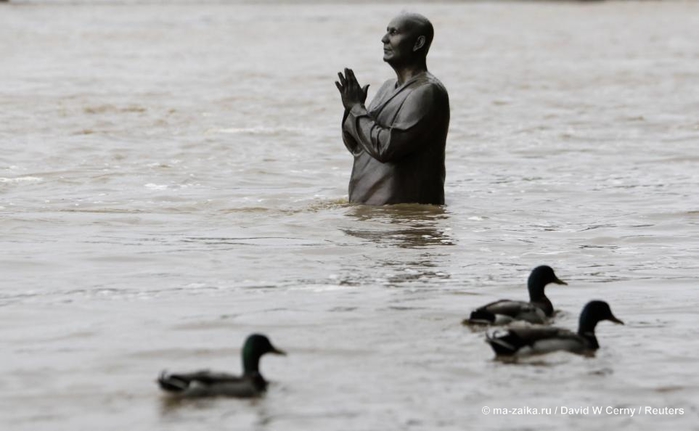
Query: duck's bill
554 278 568 286
271 347 287 356
609 316 624 325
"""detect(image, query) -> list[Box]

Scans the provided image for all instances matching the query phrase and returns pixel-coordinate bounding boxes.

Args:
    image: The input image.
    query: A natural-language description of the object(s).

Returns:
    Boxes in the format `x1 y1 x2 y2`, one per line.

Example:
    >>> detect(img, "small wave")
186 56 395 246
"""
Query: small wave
83 104 147 114
0 177 43 183
211 126 309 135
145 183 168 190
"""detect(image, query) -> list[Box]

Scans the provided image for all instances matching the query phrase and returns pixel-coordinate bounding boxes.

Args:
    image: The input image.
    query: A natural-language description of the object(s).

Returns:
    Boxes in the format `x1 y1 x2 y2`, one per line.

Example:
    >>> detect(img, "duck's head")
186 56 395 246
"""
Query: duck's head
527 265 567 298
242 334 286 375
245 334 286 357
578 300 624 334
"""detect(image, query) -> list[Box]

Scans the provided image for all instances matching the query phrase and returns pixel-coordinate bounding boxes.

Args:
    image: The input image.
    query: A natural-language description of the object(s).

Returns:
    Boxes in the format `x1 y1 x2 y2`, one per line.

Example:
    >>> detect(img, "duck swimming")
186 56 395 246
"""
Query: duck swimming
157 334 285 398
485 300 624 357
463 265 567 325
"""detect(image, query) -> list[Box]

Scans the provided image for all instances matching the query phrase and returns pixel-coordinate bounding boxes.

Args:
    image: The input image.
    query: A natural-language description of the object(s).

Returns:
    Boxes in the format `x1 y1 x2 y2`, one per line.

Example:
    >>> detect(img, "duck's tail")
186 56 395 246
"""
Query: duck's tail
485 330 519 356
157 371 189 393
463 309 496 326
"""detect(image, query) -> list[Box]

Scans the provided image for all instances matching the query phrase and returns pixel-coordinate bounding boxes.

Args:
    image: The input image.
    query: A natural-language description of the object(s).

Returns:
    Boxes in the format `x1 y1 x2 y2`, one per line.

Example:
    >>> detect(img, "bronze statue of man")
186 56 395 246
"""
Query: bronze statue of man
336 12 450 205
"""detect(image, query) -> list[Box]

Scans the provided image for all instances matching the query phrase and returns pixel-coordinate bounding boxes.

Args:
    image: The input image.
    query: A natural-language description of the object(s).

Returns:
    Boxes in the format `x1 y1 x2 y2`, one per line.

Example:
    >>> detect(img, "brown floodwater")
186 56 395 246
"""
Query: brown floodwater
1 1 698 430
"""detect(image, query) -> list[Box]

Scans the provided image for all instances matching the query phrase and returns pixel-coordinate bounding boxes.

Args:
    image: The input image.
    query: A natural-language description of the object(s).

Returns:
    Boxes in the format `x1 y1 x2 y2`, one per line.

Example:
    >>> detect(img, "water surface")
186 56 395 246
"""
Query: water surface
1 1 698 430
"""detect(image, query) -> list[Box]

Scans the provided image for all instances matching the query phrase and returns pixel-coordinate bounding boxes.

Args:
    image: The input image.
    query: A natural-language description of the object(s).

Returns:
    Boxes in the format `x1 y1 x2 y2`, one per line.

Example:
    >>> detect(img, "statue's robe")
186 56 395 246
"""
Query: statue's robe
342 71 450 205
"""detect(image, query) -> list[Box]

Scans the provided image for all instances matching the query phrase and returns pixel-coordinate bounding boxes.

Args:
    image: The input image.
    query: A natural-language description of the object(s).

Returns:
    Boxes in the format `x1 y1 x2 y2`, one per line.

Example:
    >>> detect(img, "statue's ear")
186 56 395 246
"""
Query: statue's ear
413 35 426 52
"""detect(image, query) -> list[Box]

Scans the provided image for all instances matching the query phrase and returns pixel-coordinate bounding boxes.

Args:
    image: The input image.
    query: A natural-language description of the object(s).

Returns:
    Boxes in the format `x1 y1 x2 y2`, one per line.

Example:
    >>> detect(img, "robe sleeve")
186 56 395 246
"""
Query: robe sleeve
341 108 361 155
342 83 443 163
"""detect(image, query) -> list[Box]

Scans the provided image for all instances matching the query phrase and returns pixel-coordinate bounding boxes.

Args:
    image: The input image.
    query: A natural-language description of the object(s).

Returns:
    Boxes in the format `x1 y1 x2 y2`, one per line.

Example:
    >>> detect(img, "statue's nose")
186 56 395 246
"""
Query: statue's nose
381 34 389 44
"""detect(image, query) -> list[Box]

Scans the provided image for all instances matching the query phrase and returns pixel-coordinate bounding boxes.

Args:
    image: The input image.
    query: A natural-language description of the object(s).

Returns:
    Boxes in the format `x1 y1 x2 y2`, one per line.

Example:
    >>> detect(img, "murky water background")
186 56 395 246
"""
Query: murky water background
1 1 699 430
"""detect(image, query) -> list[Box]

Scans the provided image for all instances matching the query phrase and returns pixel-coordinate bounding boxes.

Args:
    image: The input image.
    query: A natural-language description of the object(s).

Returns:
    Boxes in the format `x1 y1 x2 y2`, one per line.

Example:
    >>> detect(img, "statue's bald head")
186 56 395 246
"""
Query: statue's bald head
397 12 434 57
382 12 435 68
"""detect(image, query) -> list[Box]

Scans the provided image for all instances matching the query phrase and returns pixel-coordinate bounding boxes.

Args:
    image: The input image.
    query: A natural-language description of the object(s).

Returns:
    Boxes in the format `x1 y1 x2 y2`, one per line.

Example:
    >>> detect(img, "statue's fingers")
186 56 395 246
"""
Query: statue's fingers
344 72 354 90
337 72 346 86
347 69 357 84
335 81 343 92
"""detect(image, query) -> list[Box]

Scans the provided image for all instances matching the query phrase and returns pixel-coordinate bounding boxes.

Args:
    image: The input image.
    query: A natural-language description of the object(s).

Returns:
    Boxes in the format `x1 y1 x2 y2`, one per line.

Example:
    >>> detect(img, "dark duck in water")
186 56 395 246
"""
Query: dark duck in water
158 334 286 398
485 300 624 357
464 265 567 326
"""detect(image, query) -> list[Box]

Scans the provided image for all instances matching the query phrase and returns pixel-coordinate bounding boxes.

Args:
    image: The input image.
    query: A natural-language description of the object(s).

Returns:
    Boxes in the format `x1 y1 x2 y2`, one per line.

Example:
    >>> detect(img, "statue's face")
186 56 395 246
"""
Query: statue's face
381 15 419 66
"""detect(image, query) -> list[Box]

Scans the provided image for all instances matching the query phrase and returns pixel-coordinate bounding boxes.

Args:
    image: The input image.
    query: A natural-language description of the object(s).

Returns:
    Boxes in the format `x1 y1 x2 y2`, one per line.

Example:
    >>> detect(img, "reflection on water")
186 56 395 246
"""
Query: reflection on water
158 395 212 415
341 204 454 287
342 204 454 249
158 394 269 428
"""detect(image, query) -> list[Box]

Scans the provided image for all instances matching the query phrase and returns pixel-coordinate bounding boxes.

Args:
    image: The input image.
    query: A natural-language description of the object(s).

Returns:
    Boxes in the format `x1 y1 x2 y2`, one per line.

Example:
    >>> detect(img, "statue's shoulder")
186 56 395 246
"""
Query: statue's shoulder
407 73 449 104
418 72 448 95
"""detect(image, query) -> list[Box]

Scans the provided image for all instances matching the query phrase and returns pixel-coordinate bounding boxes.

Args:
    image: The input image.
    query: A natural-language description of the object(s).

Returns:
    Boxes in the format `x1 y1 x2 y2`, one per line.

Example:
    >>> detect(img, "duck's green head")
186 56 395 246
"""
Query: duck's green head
579 300 624 333
528 265 567 296
242 334 286 375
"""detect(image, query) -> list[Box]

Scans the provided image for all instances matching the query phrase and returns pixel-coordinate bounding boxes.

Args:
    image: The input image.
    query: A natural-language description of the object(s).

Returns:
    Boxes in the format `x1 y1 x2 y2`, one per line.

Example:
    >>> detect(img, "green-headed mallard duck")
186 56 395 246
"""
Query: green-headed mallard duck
463 265 567 325
157 334 285 398
485 300 624 357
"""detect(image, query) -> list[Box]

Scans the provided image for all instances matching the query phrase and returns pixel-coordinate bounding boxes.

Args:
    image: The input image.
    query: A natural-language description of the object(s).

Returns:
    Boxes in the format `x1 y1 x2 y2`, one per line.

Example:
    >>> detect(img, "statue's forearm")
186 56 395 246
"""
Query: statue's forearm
344 104 426 163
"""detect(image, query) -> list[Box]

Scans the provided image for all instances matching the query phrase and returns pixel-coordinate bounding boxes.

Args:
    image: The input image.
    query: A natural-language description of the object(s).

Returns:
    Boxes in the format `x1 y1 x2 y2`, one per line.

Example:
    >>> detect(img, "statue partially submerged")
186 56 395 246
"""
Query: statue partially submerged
336 13 450 205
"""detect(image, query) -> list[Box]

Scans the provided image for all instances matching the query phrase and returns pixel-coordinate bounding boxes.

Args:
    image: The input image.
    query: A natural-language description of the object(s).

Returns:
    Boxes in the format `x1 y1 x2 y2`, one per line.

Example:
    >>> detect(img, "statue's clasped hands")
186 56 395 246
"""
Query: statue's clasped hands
336 68 370 111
